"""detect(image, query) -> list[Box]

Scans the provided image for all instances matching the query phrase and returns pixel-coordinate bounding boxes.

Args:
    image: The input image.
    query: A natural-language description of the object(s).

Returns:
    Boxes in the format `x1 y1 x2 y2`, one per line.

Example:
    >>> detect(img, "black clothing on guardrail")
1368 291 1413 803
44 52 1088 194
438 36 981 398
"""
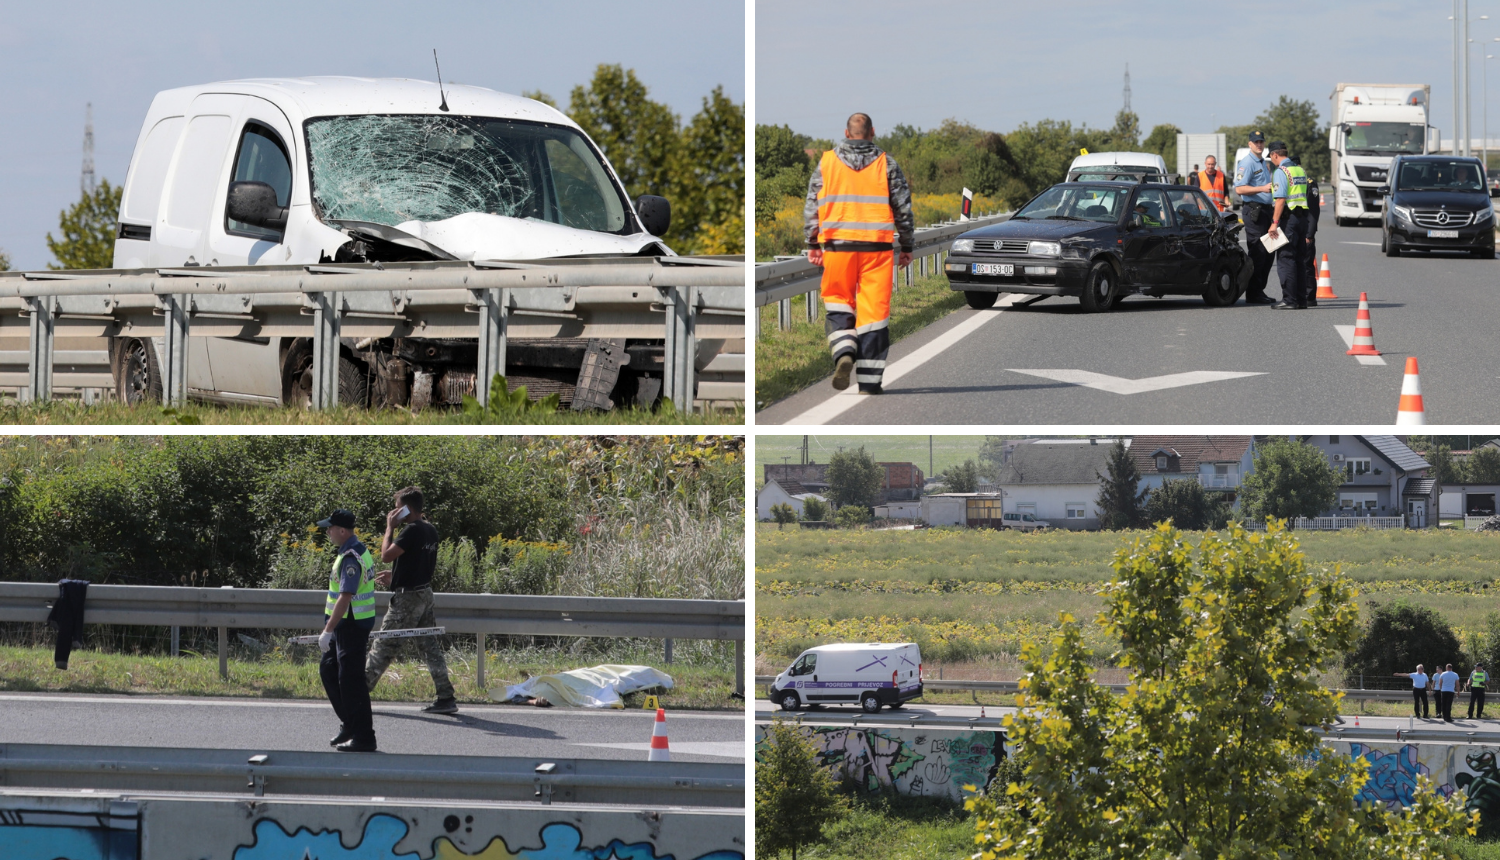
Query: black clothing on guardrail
46 579 88 669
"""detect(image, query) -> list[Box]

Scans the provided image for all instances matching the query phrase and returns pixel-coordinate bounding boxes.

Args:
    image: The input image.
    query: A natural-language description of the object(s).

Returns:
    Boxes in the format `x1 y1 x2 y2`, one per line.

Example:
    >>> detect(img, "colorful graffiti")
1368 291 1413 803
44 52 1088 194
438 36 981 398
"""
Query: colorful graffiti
1342 741 1500 836
3 808 139 860
754 725 1003 803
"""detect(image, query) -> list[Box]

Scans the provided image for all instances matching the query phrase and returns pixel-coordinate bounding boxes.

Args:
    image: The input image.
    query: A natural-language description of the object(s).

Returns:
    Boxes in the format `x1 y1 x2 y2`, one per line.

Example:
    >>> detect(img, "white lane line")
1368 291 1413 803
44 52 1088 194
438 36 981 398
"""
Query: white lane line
782 295 1022 425
1340 241 1382 246
1334 325 1388 365
573 742 745 759
1005 369 1264 394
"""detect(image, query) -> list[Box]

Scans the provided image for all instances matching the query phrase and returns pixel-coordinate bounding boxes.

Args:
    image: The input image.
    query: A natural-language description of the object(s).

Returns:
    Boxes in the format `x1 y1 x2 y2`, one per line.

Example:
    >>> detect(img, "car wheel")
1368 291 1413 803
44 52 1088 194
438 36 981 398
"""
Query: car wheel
1078 260 1116 313
115 337 162 405
779 691 802 712
1474 246 1494 259
860 692 881 714
964 290 998 310
1202 265 1238 307
281 340 372 408
1335 216 1345 227
889 701 905 710
1384 234 1400 258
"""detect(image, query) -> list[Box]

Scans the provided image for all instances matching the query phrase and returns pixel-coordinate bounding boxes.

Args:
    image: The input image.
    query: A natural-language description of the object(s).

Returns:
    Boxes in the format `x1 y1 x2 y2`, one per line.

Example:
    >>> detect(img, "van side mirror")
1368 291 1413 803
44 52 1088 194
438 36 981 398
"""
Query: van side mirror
1376 185 1390 196
636 195 671 236
227 181 288 231
1220 212 1241 225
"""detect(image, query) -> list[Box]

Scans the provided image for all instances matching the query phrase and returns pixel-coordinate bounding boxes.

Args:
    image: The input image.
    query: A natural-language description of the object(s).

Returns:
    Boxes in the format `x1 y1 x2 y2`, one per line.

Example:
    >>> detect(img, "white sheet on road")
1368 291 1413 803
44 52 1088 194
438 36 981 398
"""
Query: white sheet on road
493 664 673 709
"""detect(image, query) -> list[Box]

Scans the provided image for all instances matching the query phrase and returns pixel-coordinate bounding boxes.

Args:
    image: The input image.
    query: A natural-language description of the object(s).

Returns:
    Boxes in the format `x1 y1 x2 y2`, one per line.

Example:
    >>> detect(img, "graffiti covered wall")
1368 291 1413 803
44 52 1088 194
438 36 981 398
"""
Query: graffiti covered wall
753 724 1004 803
1331 740 1500 834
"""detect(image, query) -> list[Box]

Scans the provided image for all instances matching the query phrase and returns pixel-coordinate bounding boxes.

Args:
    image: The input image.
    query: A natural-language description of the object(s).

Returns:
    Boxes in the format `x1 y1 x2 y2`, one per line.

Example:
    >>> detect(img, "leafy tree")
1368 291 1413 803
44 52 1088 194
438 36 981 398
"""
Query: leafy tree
675 86 744 254
1426 443 1462 485
755 123 813 183
1142 478 1232 531
1106 109 1140 150
1005 119 1108 199
1468 447 1500 483
826 446 883 512
1254 95 1330 180
46 179 121 270
965 522 1478 859
0 248 10 271
799 496 829 523
978 435 1009 478
1239 436 1341 524
944 459 980 493
770 502 797 529
1141 123 1182 173
569 65 680 206
1345 602 1468 687
1472 611 1500 690
835 504 871 528
1095 439 1145 530
755 719 848 859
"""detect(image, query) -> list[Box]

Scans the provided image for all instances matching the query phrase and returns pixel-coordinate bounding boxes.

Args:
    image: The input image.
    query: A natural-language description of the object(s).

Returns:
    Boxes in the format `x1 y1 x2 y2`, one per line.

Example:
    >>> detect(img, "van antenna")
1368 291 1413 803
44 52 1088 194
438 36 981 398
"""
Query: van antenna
432 49 450 112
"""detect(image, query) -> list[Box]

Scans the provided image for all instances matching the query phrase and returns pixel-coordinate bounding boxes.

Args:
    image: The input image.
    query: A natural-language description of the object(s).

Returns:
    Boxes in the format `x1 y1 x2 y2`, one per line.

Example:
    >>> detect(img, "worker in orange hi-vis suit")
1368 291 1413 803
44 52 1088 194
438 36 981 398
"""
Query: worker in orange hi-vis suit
804 112 915 395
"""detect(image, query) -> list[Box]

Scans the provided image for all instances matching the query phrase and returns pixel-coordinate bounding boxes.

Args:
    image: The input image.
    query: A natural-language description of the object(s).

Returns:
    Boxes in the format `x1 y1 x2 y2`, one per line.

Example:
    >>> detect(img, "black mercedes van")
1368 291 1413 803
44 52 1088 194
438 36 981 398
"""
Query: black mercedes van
1379 154 1495 258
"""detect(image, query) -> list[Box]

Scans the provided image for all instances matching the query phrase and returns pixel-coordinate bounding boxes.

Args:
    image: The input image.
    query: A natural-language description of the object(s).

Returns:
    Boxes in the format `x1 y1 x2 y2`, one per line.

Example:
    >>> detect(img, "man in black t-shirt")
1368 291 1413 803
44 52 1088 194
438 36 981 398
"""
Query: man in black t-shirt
364 486 457 714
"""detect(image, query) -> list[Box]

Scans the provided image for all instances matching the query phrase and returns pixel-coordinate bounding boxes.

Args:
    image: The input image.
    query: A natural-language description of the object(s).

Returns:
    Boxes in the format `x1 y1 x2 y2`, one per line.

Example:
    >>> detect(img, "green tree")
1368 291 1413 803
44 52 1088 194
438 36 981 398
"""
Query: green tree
799 496 829 523
965 522 1478 858
826 446 883 512
1425 443 1462 485
1239 436 1341 523
1141 123 1182 172
1345 602 1468 687
1468 447 1500 483
944 459 980 493
755 123 813 183
1254 95 1330 180
569 64 681 211
755 719 848 859
1473 611 1500 689
1218 122 1255 177
46 179 121 270
770 502 797 529
1095 439 1145 530
0 248 11 271
834 504 871 528
1106 109 1140 150
1142 478 1232 531
675 86 744 254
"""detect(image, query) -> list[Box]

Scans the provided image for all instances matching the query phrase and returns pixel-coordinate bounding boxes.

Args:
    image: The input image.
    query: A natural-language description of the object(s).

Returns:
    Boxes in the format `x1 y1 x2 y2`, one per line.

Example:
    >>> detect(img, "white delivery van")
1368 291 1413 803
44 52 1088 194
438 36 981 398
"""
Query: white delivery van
1001 511 1049 531
769 642 923 713
110 77 687 409
1066 151 1170 183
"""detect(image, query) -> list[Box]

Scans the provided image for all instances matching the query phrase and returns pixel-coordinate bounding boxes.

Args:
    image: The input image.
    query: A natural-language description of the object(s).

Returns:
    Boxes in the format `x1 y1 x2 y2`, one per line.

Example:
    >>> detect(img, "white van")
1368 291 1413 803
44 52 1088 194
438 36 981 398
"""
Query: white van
769 642 924 713
1066 151 1170 183
1001 511 1049 531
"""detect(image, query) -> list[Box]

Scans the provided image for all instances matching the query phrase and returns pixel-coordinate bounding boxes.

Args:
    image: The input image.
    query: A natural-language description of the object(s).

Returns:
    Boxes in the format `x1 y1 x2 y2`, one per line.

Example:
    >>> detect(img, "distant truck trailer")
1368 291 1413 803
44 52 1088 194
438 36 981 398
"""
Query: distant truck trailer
1329 83 1434 226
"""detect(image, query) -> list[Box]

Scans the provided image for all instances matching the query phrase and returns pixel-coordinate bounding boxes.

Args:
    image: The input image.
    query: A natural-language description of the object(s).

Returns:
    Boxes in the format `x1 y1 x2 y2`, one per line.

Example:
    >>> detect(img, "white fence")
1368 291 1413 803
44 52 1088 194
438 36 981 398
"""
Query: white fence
1243 516 1407 531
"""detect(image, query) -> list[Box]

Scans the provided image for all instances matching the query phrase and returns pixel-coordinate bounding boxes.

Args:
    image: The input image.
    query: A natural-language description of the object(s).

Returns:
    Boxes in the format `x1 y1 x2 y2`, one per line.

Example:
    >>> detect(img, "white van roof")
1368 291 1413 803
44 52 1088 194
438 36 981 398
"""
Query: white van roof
808 642 917 652
1070 151 1167 170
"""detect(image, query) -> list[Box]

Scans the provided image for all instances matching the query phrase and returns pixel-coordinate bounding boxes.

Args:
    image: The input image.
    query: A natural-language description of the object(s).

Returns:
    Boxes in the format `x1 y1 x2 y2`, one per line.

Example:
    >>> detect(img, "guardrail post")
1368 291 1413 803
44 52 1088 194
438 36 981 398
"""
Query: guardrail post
161 294 189 406
805 289 817 323
218 626 228 679
475 287 508 406
736 640 744 695
664 286 696 413
778 298 789 330
26 296 54 403
309 292 340 409
171 625 179 657
664 638 674 664
476 633 486 688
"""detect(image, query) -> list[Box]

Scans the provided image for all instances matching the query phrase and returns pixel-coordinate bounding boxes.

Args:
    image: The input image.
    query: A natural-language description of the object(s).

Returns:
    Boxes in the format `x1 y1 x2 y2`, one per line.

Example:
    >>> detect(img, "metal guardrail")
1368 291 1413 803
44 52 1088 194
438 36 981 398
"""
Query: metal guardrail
0 255 746 410
753 676 1425 703
753 211 1011 334
0 583 745 692
0 743 744 808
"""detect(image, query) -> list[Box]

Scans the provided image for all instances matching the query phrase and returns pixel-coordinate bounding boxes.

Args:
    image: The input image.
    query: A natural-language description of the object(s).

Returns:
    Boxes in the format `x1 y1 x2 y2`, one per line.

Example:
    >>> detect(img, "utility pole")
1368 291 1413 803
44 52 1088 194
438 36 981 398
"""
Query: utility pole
80 102 95 196
1457 2 1464 154
929 435 933 479
800 435 809 465
1123 63 1132 113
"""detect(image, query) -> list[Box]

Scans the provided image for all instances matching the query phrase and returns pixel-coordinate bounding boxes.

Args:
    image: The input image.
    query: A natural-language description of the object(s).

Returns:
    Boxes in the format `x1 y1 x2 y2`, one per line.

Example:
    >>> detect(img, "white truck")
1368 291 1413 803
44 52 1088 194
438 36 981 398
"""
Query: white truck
1065 151 1170 183
1329 83 1434 226
92 76 740 410
769 642 924 713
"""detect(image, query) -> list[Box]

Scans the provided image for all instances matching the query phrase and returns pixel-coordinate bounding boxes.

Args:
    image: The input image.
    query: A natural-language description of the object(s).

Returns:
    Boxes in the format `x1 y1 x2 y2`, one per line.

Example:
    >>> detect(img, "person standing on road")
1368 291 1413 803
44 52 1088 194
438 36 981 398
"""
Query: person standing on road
1395 664 1430 719
1438 663 1461 722
804 112 915 395
365 487 458 715
1190 155 1229 212
1468 663 1489 719
1233 131 1277 304
1302 173 1322 307
317 509 378 752
1266 141 1311 309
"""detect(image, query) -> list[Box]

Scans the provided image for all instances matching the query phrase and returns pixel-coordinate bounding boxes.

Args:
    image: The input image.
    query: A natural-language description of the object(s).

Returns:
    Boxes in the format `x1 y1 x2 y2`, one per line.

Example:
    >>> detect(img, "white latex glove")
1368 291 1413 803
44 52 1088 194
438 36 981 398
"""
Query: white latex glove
318 631 334 653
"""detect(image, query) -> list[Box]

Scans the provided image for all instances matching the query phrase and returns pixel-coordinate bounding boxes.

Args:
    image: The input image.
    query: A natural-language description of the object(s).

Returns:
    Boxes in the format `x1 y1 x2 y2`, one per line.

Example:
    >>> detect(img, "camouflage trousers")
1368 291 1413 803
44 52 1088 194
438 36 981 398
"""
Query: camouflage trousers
365 586 455 700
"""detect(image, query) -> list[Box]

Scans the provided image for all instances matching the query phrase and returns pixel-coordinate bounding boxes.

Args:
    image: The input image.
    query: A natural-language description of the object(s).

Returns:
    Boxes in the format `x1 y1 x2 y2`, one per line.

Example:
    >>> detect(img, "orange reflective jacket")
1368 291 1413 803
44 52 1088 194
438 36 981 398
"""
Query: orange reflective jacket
817 151 896 244
1197 170 1227 211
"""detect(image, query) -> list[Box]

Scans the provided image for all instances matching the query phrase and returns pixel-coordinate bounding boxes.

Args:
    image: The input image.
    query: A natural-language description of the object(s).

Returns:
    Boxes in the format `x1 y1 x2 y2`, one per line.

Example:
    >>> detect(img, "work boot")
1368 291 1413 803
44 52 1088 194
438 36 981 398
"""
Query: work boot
831 355 854 390
336 737 378 753
423 697 459 715
330 726 353 746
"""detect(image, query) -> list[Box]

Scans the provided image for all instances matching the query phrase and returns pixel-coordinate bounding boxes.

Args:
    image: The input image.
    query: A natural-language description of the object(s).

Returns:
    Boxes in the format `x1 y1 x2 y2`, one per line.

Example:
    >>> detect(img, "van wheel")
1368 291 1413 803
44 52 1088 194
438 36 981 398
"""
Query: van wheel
281 341 371 408
964 291 998 310
1202 265 1238 307
779 691 802 712
1078 261 1116 313
1384 233 1400 258
889 701 905 710
116 338 162 405
860 693 882 713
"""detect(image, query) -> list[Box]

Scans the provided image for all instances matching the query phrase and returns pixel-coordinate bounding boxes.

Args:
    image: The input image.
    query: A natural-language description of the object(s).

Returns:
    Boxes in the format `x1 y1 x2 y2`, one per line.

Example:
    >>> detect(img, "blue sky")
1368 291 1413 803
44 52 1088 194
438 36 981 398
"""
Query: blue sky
758 0 1485 146
0 0 744 270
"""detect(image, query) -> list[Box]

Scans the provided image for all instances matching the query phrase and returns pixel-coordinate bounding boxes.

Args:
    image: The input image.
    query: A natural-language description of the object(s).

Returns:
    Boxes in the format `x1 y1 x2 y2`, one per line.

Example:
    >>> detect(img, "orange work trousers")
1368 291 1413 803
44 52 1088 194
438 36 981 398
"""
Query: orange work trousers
820 250 893 392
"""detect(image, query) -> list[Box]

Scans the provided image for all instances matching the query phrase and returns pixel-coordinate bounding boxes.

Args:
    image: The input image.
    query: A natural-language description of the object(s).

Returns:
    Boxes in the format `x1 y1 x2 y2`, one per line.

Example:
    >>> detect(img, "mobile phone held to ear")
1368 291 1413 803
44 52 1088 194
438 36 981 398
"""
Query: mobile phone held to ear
395 505 410 521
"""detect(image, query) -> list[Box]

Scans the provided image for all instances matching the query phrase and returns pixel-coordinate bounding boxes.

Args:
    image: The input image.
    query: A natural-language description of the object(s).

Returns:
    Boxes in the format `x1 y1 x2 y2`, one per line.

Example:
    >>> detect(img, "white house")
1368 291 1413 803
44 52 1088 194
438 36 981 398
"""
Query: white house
1440 483 1500 518
1131 436 1254 501
992 438 1124 530
920 493 1003 527
755 480 828 521
874 500 922 520
1301 435 1440 527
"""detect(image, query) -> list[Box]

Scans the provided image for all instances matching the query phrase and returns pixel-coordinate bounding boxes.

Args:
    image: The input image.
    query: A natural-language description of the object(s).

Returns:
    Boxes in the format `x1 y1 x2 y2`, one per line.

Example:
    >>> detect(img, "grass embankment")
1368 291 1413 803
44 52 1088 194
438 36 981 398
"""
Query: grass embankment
0 642 740 710
785 795 973 860
755 525 1500 679
753 434 989 489
0 400 740 425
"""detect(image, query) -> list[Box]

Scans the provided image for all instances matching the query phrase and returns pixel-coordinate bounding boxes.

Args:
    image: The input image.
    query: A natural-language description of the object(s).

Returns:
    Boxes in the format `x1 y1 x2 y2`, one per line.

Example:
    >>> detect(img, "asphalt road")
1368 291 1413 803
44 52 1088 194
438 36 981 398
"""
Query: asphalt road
758 214 1500 424
0 692 744 762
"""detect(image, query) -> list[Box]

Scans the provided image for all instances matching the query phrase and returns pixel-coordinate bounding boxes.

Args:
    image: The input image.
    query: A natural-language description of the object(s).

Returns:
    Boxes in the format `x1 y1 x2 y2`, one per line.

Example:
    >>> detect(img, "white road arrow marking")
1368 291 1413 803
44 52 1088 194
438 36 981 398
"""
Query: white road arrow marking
1334 325 1388 365
1006 369 1265 394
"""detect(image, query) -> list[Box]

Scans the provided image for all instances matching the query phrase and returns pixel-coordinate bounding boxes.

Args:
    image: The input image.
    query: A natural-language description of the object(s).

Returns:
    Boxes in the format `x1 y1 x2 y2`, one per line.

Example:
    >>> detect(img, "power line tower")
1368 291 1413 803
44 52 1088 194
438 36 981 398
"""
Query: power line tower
80 103 96 196
1122 64 1132 113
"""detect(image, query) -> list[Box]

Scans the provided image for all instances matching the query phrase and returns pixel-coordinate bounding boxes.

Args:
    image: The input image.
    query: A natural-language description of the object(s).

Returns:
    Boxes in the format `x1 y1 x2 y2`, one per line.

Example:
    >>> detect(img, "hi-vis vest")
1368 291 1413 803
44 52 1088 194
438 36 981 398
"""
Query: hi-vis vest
1197 170 1227 210
326 545 376 621
1279 162 1309 210
816 151 895 245
1474 670 1489 689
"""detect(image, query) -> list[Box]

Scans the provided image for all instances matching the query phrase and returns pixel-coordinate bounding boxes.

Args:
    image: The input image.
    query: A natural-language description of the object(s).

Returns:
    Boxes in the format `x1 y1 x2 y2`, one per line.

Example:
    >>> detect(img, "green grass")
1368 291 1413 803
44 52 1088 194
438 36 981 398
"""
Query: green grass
1457 837 1500 859
0 400 742 425
776 794 974 860
754 434 990 487
0 642 742 710
755 271 967 408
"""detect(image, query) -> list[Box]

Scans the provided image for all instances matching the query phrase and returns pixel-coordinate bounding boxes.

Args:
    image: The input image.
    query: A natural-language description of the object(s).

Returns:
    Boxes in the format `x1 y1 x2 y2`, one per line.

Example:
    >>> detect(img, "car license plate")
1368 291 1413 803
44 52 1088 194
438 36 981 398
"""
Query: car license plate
1428 229 1459 238
972 263 1014 276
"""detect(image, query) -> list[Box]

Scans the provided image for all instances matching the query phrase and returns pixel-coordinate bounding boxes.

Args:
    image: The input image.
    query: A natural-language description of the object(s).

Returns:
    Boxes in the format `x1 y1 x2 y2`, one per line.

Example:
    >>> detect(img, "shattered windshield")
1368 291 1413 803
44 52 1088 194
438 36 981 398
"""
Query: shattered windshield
305 115 631 234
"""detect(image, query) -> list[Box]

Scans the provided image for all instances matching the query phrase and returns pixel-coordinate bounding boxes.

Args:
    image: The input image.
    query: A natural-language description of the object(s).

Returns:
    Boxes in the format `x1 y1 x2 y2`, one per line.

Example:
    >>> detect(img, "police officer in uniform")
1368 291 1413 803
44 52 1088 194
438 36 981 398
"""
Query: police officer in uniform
1266 141 1311 309
317 509 378 752
1468 663 1489 719
1233 131 1277 304
1303 173 1322 306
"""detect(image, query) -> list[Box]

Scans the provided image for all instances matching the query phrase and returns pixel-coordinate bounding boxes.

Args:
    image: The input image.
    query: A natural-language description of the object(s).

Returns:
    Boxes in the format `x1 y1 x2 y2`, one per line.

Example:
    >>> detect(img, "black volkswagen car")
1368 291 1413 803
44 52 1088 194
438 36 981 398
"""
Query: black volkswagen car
1378 155 1495 258
944 181 1250 313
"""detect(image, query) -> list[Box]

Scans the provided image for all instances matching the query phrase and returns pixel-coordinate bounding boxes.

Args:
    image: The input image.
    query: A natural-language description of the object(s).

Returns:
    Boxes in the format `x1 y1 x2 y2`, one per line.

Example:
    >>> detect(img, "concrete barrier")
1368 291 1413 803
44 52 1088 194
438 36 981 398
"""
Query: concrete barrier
754 722 1005 803
0 789 746 859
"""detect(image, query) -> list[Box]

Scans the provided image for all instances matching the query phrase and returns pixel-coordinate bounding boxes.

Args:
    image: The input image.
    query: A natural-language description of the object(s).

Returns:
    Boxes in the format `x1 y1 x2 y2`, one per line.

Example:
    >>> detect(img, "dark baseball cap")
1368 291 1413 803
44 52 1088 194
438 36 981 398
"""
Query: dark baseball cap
1267 141 1288 153
1248 130 1265 142
317 509 356 529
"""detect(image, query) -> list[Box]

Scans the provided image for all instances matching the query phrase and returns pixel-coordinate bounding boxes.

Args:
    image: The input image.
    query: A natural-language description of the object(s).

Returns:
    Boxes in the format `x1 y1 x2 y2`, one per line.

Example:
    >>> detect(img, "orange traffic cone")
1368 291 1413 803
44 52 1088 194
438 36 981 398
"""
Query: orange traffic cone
1315 254 1338 299
648 707 671 762
1397 357 1426 425
1320 193 1326 206
980 706 986 719
1346 293 1381 356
